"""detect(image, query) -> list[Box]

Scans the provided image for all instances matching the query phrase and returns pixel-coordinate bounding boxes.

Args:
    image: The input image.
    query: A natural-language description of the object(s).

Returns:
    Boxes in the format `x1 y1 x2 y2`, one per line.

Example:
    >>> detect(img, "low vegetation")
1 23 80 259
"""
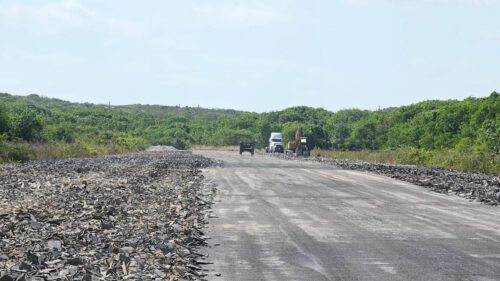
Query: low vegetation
0 92 498 173
312 149 499 174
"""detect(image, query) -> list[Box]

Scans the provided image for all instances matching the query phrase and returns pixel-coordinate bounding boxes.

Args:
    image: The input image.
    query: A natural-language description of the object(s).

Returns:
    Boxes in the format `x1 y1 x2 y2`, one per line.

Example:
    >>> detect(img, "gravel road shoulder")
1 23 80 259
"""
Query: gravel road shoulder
0 151 219 280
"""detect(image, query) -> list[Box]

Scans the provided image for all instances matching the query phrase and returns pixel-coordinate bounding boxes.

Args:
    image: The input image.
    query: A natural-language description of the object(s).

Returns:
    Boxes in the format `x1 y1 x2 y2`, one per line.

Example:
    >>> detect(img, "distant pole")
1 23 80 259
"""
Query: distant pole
109 101 111 109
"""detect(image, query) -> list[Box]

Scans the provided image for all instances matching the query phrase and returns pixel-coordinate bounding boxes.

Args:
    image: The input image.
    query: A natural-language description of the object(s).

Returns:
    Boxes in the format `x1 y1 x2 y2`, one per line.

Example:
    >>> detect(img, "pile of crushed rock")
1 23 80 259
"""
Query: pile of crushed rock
0 151 218 280
146 146 180 152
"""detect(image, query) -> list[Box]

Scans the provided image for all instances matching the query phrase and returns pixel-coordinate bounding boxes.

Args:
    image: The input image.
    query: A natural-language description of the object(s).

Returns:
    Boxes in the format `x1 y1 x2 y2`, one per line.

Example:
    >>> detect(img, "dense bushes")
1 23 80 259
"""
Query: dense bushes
0 92 498 173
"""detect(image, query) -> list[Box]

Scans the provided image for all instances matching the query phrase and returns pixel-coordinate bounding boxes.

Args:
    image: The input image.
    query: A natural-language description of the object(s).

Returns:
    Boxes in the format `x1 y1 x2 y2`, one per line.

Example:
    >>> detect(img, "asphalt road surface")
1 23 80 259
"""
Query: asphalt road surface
198 151 500 281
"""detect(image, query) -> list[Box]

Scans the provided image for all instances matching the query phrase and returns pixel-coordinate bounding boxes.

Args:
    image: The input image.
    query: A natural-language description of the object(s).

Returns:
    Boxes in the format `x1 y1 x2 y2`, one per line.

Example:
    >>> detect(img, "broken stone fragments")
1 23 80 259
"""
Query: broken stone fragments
0 151 218 280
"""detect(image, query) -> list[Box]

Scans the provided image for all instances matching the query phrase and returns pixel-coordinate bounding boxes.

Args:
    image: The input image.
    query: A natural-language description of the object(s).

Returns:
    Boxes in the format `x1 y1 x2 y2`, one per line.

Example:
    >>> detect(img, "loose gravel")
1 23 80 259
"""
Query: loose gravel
273 154 500 206
0 151 219 280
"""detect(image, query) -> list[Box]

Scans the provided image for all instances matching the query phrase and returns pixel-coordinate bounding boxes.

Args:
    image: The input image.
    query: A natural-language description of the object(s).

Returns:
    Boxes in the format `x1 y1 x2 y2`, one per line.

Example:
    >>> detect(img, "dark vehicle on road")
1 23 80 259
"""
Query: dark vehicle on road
274 144 284 153
239 142 255 156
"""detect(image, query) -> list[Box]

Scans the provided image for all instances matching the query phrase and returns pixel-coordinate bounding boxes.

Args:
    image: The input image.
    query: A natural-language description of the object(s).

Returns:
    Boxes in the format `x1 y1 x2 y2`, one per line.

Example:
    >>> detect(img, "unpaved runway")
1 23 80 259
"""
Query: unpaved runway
198 151 500 281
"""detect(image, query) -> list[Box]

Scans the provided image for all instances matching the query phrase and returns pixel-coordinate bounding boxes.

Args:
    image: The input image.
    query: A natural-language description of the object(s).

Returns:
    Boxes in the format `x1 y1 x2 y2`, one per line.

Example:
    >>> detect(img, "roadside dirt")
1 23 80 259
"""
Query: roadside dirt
0 151 219 280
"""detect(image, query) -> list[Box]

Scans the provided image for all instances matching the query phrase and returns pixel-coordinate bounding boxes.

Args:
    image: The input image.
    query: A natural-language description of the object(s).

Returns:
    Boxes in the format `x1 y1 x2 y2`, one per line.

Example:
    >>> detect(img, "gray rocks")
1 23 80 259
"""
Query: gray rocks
0 151 218 280
146 146 179 152
47 240 62 251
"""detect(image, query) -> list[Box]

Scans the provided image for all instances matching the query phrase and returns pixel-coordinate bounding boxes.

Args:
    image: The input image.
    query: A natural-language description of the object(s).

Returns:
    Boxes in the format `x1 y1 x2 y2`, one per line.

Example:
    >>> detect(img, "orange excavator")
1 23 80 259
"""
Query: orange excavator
286 127 310 157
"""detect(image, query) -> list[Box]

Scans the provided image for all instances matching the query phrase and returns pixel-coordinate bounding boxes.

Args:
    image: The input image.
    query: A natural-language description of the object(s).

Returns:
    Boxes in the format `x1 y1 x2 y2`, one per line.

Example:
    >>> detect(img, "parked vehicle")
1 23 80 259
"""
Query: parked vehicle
266 132 284 153
239 142 255 156
286 127 310 157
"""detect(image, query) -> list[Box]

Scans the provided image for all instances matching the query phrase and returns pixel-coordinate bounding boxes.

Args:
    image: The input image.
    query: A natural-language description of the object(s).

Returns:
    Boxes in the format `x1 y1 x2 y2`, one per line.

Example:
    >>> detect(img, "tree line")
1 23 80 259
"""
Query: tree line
0 92 498 169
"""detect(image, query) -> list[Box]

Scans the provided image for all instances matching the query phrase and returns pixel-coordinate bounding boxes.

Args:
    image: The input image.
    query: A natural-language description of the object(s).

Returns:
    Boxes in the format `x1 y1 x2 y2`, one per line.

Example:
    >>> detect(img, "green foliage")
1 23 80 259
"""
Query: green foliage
0 104 8 134
45 124 75 143
9 107 43 142
281 122 301 146
209 128 255 146
328 109 369 149
0 92 498 173
346 113 390 150
144 126 190 150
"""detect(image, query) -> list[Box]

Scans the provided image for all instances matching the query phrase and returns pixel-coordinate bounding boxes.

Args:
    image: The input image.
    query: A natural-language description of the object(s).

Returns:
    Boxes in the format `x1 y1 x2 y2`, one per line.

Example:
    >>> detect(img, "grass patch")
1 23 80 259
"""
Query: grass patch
312 148 499 174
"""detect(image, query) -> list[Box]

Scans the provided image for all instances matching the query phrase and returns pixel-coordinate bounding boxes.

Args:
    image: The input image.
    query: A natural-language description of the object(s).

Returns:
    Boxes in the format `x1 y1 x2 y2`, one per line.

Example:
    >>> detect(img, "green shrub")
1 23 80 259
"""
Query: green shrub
9 108 43 142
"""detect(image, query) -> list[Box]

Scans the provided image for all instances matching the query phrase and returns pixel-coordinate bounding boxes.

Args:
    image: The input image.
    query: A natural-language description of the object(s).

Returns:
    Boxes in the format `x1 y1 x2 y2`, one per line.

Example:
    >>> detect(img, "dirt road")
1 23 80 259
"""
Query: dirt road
199 151 500 281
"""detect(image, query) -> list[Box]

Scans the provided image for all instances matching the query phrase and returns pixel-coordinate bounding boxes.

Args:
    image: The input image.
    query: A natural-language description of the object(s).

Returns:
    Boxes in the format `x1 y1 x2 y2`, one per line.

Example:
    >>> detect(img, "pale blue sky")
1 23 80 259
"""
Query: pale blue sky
1 0 499 112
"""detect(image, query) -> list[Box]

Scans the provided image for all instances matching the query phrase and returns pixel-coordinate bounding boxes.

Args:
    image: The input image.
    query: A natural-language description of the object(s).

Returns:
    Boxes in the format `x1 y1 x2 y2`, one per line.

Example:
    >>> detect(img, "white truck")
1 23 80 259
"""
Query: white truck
266 132 284 153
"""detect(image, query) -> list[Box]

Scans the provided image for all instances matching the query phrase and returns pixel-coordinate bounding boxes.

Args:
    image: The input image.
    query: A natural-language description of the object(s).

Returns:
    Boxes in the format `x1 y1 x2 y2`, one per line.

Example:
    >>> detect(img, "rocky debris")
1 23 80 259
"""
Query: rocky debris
274 154 500 206
0 151 218 280
146 146 179 152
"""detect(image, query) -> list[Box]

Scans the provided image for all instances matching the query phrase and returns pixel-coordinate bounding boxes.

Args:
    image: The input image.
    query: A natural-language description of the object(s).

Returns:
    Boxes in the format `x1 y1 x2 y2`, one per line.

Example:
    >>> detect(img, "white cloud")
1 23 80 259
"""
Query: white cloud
0 0 94 30
193 2 292 26
0 0 141 36
36 0 96 22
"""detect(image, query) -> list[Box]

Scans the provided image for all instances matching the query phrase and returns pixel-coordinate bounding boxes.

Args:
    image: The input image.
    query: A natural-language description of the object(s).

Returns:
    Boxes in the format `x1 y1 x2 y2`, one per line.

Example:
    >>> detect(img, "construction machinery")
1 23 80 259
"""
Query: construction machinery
286 127 310 157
